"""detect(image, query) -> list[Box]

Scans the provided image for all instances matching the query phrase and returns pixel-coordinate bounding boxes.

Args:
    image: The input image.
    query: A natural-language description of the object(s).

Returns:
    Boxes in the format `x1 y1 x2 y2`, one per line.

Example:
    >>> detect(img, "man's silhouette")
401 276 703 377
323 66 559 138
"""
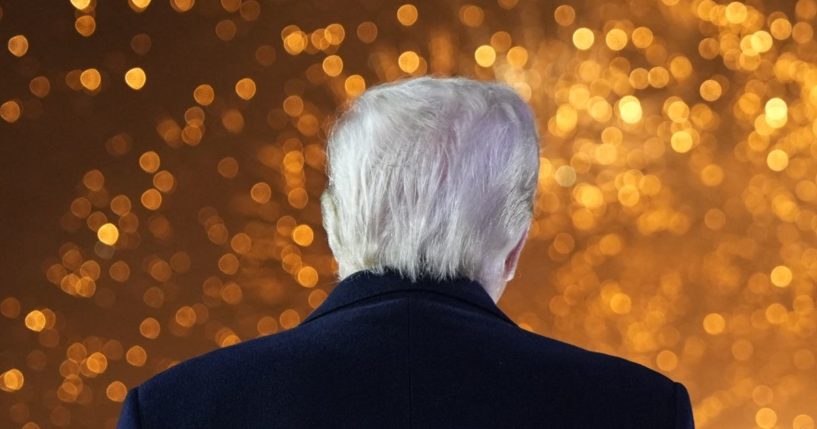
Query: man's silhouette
117 76 694 428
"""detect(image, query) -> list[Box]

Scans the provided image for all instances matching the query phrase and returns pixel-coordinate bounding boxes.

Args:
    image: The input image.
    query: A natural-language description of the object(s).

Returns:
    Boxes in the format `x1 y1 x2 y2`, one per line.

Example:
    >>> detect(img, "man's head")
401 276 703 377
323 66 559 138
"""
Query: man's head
320 76 540 302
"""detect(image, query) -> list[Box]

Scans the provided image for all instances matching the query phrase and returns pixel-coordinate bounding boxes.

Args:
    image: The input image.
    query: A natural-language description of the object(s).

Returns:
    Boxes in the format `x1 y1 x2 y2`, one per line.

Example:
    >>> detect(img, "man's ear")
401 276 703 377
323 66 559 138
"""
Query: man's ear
503 225 530 282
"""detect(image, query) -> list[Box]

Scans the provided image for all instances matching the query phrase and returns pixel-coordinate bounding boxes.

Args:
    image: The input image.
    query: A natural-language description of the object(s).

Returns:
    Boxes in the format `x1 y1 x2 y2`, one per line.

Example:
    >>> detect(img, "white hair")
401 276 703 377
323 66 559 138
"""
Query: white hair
320 76 540 292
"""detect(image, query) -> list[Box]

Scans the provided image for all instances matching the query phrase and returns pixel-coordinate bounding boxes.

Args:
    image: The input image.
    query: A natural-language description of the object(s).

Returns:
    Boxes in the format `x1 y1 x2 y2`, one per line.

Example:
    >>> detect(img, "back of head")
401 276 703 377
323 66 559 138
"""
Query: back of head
321 76 540 295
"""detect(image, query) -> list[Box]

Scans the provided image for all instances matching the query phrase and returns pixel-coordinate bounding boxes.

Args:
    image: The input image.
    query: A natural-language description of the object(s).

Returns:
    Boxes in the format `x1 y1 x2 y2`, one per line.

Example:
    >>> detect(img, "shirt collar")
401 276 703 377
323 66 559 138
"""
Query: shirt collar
301 267 516 326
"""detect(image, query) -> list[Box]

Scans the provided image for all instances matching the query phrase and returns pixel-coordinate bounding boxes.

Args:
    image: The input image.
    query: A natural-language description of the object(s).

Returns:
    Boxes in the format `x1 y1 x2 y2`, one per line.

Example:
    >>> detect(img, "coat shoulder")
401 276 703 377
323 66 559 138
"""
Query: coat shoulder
134 328 303 415
504 326 684 423
139 328 300 392
514 326 678 392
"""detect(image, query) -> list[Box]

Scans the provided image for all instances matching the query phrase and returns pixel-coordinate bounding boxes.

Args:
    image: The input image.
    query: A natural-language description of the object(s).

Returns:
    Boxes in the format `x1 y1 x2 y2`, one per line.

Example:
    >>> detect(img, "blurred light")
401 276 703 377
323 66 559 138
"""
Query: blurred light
605 28 628 51
124 67 147 90
572 28 594 50
554 5 575 26
7 35 28 57
97 223 120 245
235 78 257 100
396 4 418 26
398 51 420 73
106 381 128 402
80 68 102 91
0 369 24 392
770 265 792 287
703 313 726 335
321 55 343 77
618 95 642 124
474 45 496 67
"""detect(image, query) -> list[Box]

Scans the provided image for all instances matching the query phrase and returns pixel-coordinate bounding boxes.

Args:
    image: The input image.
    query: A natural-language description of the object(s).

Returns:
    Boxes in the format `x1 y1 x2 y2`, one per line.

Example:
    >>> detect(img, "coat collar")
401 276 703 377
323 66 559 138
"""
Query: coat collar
301 267 516 326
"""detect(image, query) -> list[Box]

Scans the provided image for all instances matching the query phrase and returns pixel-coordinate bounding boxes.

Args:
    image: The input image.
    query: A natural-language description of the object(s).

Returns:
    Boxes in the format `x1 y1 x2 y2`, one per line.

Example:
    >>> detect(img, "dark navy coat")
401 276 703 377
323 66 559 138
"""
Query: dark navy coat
117 268 694 428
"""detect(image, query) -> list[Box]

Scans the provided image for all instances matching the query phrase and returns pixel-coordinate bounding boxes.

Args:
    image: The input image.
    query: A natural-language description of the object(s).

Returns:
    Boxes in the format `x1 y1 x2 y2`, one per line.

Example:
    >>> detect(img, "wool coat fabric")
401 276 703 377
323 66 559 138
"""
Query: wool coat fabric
117 267 694 428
